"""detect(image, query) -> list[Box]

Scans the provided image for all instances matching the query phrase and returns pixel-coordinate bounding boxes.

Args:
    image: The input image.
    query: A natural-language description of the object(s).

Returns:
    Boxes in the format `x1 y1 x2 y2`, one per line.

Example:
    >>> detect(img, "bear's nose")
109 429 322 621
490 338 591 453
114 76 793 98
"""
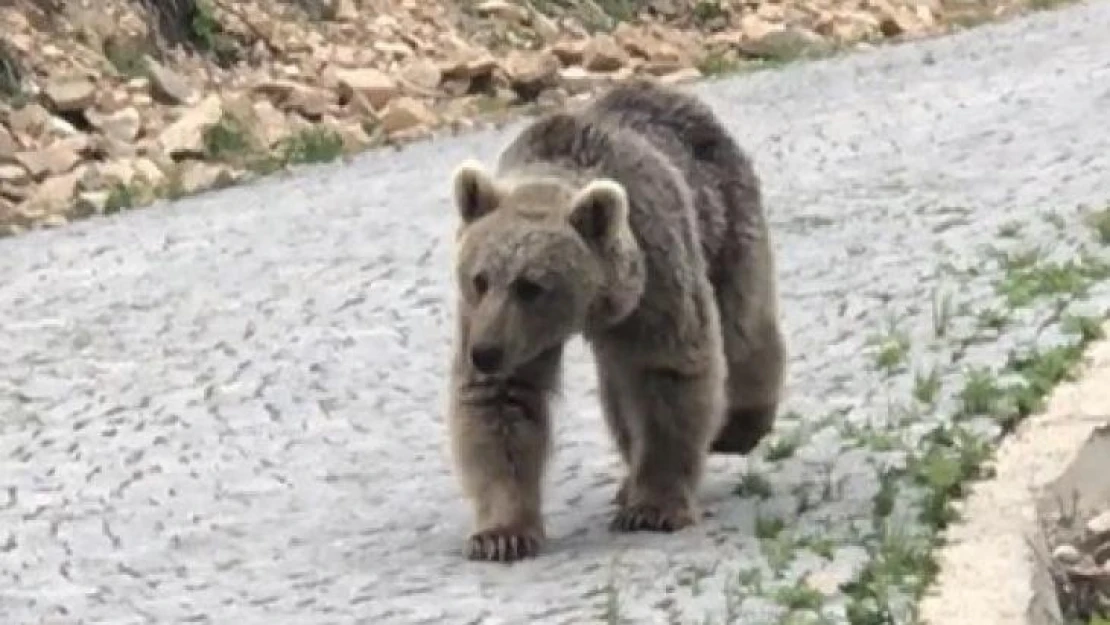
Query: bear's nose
470 344 504 373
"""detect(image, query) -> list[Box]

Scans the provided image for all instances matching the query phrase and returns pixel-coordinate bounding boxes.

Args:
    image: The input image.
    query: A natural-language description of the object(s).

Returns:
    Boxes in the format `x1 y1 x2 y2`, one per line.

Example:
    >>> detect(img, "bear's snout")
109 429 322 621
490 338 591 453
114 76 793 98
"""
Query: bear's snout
470 344 505 373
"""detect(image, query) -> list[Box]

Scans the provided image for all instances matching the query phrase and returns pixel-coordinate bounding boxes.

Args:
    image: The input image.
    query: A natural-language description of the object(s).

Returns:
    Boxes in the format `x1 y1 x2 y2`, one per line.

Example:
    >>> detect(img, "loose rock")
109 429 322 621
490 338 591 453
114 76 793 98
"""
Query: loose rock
89 107 143 143
13 143 82 181
335 68 399 110
502 50 561 101
582 35 629 72
157 95 225 158
147 58 198 105
43 77 97 113
0 126 17 156
0 0 974 233
379 97 437 134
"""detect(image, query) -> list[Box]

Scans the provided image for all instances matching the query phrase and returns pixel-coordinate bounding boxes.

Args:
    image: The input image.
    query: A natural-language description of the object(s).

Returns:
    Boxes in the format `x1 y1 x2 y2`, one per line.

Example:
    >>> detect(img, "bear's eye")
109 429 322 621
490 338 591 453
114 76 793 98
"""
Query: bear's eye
473 273 489 297
511 278 544 302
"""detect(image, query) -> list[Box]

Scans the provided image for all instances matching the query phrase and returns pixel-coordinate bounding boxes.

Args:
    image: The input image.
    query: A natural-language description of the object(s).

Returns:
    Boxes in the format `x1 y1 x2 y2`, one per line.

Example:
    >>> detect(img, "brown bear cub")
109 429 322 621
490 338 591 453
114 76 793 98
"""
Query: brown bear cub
446 79 785 563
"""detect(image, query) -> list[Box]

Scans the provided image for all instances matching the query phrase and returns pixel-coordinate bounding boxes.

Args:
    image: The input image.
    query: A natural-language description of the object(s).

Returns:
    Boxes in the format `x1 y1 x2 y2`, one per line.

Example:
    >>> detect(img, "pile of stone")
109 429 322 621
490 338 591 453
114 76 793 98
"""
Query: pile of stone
0 0 1017 235
1051 509 1110 621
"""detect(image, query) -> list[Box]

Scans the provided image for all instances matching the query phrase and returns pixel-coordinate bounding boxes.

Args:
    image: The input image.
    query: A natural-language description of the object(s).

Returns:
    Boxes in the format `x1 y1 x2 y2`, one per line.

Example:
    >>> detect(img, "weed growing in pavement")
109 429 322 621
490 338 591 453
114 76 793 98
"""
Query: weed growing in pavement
775 585 825 611
931 288 955 338
912 366 942 405
997 220 1023 238
976 306 1010 332
868 319 912 374
756 514 786 541
840 205 1110 624
1084 204 1110 245
736 471 775 499
765 427 804 462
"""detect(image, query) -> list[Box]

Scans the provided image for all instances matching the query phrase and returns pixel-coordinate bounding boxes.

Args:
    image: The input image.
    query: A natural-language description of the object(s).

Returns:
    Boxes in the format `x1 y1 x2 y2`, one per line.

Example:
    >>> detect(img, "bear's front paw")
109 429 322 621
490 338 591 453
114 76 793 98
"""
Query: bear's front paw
610 499 695 533
466 525 543 563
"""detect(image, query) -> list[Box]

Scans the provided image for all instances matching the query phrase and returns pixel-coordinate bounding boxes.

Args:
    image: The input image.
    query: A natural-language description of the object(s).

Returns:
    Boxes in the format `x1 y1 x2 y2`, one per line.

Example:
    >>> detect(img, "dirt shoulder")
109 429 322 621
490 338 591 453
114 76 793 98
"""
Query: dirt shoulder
0 0 1061 234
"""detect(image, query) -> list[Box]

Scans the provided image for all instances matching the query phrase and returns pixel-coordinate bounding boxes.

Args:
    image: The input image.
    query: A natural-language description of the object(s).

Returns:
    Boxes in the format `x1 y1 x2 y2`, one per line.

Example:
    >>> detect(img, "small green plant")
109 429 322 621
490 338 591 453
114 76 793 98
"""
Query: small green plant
103 36 151 78
103 182 137 215
736 471 774 499
1026 0 1081 11
999 342 1086 431
765 428 803 461
912 366 942 405
601 578 621 625
931 288 954 338
843 521 937 625
696 50 741 76
190 0 221 50
204 114 254 161
1084 204 1110 244
996 245 1043 271
594 0 648 21
869 324 911 374
976 306 1010 331
692 0 726 26
762 532 798 576
175 0 241 66
873 466 899 519
0 39 25 103
1062 313 1106 343
756 514 786 540
1042 209 1068 231
775 585 824 611
996 220 1022 238
996 252 1109 307
798 535 837 560
737 567 764 590
910 428 990 528
277 127 345 165
957 366 1004 417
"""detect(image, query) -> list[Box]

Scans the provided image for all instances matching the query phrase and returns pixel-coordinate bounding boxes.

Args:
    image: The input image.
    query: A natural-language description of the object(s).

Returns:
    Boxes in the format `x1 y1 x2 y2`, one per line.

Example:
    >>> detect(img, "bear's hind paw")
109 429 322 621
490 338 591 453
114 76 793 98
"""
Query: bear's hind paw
466 525 543 563
610 501 695 533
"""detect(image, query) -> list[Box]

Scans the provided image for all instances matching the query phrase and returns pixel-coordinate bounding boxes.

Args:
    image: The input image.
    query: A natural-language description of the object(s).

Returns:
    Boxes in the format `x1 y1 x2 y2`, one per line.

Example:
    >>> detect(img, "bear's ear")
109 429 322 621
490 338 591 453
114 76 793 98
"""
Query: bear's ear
568 179 629 247
451 159 501 224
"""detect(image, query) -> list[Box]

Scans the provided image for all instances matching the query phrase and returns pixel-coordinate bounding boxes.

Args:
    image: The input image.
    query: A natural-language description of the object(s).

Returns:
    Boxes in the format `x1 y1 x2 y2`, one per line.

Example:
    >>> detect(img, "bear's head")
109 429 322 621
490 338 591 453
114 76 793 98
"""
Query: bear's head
449 159 645 376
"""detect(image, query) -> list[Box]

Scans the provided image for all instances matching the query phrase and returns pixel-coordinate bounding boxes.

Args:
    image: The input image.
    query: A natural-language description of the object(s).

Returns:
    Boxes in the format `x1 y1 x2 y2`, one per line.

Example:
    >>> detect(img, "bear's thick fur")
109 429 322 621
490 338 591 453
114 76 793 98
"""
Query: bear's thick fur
446 79 785 562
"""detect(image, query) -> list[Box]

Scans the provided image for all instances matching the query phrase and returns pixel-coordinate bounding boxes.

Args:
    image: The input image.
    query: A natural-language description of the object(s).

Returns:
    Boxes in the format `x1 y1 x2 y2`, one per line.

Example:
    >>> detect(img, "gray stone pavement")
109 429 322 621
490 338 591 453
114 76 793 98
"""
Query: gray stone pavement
2 2 1110 623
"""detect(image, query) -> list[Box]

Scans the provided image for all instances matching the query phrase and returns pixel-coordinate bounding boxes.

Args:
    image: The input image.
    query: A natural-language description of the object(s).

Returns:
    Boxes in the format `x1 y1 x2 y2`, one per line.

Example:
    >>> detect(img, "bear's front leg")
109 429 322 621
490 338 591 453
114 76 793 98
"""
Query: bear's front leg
603 359 724 533
449 379 552 563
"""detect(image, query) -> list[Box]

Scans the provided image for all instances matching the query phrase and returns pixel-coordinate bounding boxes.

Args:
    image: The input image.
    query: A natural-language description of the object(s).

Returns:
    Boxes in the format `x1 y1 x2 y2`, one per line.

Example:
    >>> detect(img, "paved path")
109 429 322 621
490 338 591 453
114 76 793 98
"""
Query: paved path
2 2 1110 624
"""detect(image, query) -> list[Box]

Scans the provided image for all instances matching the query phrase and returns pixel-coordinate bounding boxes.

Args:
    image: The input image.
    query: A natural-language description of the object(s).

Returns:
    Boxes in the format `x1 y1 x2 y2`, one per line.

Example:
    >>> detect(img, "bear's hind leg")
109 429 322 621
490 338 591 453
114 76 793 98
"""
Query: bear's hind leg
710 263 786 455
603 359 723 533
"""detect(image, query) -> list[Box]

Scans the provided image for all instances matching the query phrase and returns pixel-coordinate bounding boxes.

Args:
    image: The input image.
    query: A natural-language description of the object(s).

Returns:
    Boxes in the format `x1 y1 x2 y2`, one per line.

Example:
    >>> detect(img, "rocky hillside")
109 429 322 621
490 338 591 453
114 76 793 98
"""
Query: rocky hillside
0 0 1036 236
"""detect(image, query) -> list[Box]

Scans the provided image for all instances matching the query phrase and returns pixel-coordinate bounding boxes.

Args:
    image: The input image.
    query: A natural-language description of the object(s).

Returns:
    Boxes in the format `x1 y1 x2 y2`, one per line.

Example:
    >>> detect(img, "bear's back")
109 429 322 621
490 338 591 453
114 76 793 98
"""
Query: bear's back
494 80 766 282
590 81 767 275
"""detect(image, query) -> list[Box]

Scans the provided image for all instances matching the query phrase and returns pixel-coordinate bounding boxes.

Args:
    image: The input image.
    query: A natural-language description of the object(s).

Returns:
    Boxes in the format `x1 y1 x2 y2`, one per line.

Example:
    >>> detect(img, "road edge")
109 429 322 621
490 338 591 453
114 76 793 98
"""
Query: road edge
918 322 1110 625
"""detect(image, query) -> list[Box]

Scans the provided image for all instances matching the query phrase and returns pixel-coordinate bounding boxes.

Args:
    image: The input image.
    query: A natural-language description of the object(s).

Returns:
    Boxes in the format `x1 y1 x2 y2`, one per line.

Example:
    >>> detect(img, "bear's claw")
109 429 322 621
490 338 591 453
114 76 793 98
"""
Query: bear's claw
610 501 694 533
466 526 542 562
